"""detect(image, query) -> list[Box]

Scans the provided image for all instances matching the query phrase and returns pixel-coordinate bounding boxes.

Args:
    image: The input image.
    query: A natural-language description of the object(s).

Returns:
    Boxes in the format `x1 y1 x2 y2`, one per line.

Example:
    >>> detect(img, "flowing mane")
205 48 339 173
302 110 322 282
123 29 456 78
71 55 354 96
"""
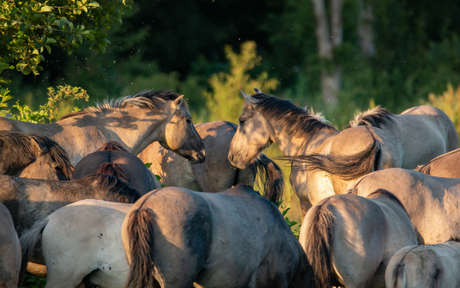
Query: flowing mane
251 93 338 138
60 90 182 120
348 106 395 128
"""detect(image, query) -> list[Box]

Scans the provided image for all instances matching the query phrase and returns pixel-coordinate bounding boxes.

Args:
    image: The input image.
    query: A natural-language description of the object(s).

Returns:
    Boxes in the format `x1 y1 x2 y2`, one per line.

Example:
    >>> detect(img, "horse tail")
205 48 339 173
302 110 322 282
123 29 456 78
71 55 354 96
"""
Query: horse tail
19 217 49 282
386 262 407 288
285 137 380 181
96 140 127 152
303 201 335 288
250 154 284 204
97 162 128 183
125 208 158 288
46 139 74 179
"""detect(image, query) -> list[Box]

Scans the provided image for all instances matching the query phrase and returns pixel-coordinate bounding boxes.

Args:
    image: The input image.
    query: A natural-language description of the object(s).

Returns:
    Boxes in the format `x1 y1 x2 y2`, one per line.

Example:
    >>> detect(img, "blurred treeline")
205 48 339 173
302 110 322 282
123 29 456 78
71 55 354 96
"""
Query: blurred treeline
4 0 460 128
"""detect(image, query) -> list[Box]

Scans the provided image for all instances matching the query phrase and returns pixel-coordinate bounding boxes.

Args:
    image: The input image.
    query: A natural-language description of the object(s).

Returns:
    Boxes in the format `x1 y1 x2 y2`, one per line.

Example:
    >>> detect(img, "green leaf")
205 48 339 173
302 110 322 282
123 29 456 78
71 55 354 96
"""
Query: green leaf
145 162 152 168
46 38 57 44
88 2 100 8
17 63 31 75
40 6 53 12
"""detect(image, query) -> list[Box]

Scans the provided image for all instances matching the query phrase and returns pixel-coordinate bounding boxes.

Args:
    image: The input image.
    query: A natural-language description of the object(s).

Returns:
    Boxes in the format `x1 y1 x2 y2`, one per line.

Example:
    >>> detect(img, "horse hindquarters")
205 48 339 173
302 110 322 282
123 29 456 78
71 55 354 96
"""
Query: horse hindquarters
122 206 212 288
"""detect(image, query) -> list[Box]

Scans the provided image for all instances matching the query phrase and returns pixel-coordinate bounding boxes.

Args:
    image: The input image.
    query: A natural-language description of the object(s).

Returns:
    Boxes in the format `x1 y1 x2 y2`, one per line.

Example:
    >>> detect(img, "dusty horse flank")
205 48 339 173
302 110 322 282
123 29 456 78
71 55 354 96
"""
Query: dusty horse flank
74 141 161 194
286 105 459 195
228 89 339 214
301 189 417 288
121 185 313 288
139 121 284 203
0 90 205 166
385 240 460 288
349 167 460 244
0 130 73 180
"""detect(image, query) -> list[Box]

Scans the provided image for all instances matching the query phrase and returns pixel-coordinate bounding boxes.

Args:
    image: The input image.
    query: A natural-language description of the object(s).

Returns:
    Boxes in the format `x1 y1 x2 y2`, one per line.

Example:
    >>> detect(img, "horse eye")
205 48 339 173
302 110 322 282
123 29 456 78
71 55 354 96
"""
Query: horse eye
186 119 192 124
239 119 245 125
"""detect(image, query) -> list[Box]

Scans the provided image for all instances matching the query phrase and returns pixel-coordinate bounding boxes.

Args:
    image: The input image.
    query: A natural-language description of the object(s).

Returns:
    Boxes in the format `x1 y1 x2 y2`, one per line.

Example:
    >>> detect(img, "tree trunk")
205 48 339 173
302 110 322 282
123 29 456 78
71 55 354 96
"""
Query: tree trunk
358 0 375 57
311 0 343 110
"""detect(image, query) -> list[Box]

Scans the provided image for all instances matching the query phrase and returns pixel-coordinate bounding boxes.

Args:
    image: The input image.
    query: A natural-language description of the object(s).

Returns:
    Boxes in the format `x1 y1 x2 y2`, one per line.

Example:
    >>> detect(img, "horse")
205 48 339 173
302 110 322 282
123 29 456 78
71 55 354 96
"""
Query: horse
74 141 161 194
349 167 460 244
20 199 132 288
288 105 459 195
121 185 313 288
0 173 141 278
385 241 460 288
138 121 284 203
416 147 460 178
0 202 22 288
228 89 339 214
0 90 205 166
301 189 417 288
0 131 73 180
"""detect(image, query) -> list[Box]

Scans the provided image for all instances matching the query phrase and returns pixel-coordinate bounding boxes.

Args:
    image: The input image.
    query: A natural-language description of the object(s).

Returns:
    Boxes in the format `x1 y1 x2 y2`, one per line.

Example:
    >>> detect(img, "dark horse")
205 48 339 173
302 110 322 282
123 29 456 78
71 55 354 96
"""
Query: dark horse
0 131 74 180
74 141 161 194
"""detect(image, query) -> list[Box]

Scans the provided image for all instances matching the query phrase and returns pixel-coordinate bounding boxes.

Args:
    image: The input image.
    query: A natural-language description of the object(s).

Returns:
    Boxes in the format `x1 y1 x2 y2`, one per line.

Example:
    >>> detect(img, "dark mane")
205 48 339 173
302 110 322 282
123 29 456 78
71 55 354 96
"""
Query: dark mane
0 131 73 178
348 106 395 129
59 89 182 120
96 140 127 152
251 93 338 139
84 174 141 203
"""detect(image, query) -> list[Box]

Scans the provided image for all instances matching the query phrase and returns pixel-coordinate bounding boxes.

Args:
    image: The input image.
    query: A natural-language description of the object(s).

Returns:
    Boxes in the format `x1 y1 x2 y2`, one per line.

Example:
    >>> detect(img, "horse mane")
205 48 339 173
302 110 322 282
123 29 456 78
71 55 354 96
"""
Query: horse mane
97 163 128 183
83 174 141 203
249 153 284 204
250 93 338 139
96 141 127 152
348 106 395 129
59 89 183 120
0 131 73 178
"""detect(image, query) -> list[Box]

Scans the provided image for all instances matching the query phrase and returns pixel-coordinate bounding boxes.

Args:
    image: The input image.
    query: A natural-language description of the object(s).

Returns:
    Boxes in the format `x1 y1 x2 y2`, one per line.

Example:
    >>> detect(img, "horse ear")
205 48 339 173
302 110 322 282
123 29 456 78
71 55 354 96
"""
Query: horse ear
174 95 184 106
240 90 258 105
253 88 262 93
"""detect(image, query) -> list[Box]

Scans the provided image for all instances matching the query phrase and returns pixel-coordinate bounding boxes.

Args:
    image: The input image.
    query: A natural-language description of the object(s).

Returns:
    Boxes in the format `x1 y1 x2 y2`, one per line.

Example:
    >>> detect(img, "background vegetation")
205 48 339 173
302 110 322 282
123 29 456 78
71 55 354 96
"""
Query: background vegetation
2 1 460 286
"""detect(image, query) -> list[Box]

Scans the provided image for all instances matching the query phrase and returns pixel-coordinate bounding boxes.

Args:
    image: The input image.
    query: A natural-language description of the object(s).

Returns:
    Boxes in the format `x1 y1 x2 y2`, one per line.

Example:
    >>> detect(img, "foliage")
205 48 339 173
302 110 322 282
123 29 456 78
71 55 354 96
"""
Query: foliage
427 84 460 137
22 274 46 288
0 84 89 123
0 0 133 82
278 200 300 238
204 41 279 123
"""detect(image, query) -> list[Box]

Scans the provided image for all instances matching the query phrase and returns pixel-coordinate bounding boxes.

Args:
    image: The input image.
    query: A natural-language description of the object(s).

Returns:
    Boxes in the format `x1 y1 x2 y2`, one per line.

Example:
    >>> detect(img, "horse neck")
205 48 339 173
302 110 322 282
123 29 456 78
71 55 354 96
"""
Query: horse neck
267 117 339 156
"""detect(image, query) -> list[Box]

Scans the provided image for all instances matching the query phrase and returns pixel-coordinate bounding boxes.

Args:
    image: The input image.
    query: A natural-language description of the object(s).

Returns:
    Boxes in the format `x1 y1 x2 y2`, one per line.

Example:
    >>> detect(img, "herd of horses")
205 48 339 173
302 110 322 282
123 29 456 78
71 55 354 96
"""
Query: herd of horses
1 88 460 287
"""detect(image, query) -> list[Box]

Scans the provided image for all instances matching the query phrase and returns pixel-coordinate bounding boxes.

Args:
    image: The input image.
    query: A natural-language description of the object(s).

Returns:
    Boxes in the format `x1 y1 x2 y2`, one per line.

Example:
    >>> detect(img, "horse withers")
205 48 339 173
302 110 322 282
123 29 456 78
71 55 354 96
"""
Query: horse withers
121 185 313 288
385 241 460 288
301 189 417 288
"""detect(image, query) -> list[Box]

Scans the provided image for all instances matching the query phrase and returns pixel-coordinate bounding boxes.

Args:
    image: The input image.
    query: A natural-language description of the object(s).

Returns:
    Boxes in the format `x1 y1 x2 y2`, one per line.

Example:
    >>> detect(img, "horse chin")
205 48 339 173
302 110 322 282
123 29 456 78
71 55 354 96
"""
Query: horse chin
176 149 206 164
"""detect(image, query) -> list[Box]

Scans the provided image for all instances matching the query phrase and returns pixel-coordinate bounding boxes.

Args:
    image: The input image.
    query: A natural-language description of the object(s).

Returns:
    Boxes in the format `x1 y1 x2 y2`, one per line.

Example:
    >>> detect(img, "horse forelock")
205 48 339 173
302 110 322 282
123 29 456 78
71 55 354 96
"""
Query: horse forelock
251 93 337 139
59 90 185 120
348 106 395 129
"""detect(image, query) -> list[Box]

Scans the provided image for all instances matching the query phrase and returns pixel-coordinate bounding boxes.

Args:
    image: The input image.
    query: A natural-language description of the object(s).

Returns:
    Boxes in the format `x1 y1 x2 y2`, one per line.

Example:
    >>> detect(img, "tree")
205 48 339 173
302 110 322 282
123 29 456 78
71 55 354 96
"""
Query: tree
0 0 133 84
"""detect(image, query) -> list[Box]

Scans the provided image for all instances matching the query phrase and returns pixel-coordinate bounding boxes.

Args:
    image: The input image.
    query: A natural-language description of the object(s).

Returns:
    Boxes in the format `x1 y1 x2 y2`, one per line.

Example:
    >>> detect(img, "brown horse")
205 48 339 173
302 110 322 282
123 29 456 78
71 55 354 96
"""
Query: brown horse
138 121 284 203
0 90 205 166
228 90 339 214
349 167 460 244
121 185 313 288
288 105 459 195
301 189 417 288
385 241 460 288
0 202 22 288
416 147 460 177
74 141 161 194
0 131 73 180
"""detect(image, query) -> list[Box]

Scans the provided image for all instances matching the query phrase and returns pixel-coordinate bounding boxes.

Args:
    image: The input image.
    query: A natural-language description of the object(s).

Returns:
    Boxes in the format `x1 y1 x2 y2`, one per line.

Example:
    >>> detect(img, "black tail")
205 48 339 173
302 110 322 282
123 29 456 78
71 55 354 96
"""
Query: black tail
19 217 49 283
124 208 158 288
250 154 284 204
281 138 379 181
303 202 335 288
